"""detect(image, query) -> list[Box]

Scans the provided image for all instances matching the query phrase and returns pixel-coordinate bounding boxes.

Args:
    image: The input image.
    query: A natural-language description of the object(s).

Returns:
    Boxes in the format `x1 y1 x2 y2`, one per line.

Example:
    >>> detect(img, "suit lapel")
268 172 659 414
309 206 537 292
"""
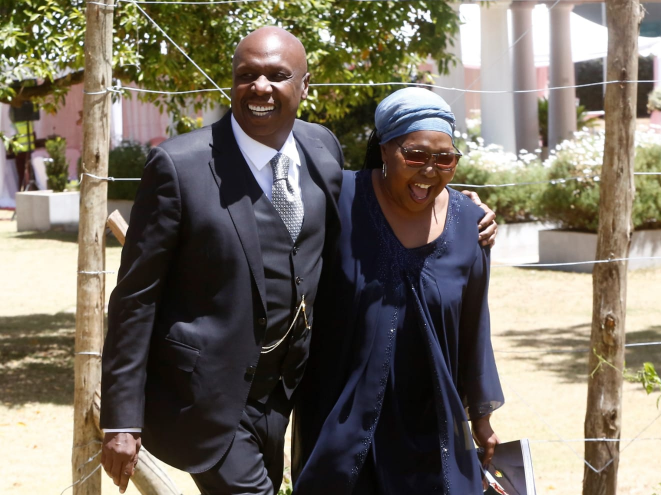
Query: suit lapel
293 127 341 232
208 114 267 312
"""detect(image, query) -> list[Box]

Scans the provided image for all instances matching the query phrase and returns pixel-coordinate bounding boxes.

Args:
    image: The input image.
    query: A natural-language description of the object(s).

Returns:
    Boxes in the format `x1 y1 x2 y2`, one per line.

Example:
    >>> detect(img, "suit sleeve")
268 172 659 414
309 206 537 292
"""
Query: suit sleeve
457 245 504 420
315 123 345 170
100 146 182 429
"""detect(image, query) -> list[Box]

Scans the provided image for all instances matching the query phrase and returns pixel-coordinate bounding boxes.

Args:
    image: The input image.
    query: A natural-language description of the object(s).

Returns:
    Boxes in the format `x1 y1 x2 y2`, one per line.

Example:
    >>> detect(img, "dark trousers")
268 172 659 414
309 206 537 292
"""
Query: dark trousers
191 383 292 495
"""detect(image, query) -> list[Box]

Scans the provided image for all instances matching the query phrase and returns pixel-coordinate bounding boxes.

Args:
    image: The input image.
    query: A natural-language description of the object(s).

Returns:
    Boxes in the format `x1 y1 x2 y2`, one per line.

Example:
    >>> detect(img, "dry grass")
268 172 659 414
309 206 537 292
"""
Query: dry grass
0 208 660 494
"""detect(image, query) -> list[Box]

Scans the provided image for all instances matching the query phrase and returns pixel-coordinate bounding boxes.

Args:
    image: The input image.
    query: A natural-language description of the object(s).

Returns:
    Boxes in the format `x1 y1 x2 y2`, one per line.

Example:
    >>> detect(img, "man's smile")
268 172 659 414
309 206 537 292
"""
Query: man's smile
248 104 275 117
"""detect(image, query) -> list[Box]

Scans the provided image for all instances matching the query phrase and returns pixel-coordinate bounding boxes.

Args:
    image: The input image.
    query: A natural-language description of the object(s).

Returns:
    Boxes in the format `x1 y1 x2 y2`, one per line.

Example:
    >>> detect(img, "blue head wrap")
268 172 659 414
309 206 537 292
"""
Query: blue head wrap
374 87 456 145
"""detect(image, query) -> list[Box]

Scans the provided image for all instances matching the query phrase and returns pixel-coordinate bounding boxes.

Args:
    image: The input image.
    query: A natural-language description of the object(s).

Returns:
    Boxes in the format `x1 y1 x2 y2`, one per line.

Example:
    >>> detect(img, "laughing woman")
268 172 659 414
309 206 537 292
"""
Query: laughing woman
293 88 504 495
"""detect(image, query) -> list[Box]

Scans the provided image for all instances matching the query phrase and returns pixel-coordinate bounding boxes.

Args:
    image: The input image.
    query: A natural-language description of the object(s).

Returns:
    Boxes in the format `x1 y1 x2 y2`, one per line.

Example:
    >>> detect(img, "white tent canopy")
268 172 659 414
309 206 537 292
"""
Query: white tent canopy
459 4 661 68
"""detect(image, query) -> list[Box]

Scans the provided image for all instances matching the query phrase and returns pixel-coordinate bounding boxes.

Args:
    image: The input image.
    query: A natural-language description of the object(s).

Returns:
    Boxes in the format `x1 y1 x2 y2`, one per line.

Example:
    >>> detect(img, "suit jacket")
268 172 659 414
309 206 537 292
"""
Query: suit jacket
100 112 343 473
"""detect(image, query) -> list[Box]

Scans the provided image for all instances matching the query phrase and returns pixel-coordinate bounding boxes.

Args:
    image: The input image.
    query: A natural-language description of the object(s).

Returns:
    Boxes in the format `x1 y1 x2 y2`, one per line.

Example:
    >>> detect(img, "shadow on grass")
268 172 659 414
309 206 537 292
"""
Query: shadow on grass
12 230 122 247
0 313 77 406
497 323 661 384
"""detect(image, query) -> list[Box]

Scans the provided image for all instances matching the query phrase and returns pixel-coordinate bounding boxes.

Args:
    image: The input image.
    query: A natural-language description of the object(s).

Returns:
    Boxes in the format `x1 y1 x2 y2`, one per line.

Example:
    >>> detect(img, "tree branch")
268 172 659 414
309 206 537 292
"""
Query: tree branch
2 70 85 106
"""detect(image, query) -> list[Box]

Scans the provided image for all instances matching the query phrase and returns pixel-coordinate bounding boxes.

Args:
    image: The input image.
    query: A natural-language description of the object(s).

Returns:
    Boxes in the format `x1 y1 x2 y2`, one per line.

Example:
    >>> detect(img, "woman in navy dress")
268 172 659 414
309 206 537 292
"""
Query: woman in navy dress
293 88 504 494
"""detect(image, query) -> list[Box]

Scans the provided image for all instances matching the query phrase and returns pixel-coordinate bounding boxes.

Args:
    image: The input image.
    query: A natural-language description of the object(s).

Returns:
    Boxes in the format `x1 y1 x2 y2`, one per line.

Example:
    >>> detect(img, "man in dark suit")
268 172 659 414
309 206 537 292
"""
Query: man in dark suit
100 25 498 495
100 26 343 495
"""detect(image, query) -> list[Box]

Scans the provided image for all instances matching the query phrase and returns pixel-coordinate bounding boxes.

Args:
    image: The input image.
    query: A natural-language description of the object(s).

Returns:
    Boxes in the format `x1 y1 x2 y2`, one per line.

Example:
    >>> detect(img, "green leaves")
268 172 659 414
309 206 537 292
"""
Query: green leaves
2 0 459 125
625 362 661 408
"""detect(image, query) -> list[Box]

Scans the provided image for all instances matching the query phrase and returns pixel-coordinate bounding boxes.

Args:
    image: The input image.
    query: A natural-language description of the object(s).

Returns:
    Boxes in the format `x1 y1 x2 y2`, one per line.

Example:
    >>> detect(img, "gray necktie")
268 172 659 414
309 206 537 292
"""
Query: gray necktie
270 152 304 242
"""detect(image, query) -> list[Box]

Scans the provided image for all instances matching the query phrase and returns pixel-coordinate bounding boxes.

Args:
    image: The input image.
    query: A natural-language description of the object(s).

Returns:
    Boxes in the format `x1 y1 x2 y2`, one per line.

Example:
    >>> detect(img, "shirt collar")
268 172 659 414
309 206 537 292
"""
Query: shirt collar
231 113 299 171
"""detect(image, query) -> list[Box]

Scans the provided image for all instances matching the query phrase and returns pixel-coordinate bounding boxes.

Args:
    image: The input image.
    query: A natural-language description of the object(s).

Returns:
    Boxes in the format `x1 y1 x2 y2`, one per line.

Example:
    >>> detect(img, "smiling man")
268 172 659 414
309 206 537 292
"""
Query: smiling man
99 26 344 495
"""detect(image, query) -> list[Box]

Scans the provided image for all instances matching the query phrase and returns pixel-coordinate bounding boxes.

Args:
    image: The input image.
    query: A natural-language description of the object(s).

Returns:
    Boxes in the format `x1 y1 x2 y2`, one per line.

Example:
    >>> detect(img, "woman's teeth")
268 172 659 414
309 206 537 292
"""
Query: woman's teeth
248 105 274 116
410 183 431 200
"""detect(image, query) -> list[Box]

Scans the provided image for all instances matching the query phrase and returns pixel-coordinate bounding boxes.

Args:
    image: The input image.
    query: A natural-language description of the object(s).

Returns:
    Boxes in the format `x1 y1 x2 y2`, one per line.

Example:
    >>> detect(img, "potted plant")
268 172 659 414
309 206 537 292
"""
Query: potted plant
15 136 79 232
535 130 661 272
451 139 553 264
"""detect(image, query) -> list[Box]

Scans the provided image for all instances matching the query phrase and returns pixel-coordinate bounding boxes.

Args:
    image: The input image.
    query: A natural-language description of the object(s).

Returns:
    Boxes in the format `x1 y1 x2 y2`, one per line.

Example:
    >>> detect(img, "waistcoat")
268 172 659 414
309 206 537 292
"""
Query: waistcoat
247 143 327 402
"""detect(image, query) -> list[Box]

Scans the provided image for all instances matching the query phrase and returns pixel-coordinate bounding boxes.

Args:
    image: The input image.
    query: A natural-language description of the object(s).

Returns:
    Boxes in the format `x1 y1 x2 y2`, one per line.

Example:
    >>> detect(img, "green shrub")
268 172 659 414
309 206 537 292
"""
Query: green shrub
169 115 204 136
536 130 661 232
107 140 148 201
451 140 547 224
44 136 69 192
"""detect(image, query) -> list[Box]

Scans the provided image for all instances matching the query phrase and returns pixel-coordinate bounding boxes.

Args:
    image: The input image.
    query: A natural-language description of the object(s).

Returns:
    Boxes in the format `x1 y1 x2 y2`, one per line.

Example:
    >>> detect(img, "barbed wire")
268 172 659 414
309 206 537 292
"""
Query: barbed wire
68 1 660 485
503 380 661 474
105 79 661 98
126 0 231 101
495 341 661 355
531 437 661 444
453 172 661 189
493 257 661 269
59 464 102 495
82 172 661 187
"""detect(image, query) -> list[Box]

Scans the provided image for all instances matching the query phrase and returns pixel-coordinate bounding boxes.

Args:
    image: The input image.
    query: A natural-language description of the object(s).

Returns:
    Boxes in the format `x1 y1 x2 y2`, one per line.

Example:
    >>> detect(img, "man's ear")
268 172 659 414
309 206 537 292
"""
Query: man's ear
301 73 311 100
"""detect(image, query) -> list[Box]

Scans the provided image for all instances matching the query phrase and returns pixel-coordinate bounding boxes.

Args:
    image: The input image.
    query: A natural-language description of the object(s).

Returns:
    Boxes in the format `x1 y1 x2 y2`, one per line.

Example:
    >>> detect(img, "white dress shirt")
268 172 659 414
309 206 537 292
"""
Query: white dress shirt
104 115 303 435
231 114 302 202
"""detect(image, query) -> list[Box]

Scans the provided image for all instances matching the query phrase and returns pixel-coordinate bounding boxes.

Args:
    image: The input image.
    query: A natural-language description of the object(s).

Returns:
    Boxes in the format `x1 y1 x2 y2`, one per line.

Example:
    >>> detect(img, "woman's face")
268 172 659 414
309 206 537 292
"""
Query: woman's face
380 130 457 214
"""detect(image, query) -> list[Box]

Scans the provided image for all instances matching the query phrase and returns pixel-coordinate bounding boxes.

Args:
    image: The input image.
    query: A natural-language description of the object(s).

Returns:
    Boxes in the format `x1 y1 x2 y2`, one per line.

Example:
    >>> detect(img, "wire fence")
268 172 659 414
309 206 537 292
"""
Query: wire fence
56 0 661 491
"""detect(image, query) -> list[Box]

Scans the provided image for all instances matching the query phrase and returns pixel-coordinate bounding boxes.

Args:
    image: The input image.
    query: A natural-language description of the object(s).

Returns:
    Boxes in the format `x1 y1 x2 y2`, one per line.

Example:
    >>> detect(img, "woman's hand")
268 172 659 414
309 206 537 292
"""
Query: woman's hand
472 414 499 468
461 191 498 247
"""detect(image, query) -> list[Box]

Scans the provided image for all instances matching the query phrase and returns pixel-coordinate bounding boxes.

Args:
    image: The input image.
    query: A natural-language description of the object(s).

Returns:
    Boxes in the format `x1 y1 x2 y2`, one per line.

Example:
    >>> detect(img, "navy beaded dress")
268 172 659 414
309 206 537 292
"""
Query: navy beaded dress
292 170 504 495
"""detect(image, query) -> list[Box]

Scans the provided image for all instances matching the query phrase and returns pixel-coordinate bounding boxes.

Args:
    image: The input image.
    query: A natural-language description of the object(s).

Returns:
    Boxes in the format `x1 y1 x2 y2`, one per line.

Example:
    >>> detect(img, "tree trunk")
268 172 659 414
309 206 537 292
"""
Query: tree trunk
583 2 642 495
73 1 114 493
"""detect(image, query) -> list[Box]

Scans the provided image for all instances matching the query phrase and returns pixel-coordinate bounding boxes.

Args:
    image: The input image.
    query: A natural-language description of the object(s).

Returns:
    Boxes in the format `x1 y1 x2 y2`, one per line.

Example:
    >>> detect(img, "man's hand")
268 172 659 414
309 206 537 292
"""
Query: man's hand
471 414 499 468
101 432 141 494
462 190 498 247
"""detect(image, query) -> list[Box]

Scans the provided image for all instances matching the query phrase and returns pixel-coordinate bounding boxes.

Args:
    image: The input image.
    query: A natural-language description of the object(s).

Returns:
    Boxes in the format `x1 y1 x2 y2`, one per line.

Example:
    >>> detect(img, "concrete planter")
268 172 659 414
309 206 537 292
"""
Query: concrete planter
538 229 661 272
491 221 556 264
16 190 80 232
15 192 134 232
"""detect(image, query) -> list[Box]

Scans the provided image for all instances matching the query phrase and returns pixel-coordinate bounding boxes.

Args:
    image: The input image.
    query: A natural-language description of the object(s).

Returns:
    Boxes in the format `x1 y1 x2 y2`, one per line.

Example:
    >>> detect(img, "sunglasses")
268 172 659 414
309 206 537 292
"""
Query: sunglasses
395 140 463 170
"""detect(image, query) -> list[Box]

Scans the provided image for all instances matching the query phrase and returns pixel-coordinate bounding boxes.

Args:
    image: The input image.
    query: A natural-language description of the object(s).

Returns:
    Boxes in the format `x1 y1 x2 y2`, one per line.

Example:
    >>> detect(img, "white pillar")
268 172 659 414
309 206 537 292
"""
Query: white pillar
110 81 123 147
480 2 517 153
548 2 577 150
511 1 539 153
430 3 466 133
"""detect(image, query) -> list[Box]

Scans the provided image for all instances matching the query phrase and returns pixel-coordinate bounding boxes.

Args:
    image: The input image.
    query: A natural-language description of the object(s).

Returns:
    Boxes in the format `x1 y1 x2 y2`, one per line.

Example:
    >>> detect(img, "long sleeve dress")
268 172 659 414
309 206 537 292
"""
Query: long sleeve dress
292 169 504 495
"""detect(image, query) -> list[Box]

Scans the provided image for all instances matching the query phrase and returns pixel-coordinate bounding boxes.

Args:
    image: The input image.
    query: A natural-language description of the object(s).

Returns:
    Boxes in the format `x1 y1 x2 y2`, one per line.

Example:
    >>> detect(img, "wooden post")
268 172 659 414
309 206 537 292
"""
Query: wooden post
583 1 643 494
73 0 114 493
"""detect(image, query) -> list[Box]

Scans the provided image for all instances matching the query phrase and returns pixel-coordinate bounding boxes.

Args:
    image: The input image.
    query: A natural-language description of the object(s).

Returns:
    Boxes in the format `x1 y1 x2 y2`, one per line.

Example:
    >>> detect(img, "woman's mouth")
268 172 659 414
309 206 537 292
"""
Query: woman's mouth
409 183 431 202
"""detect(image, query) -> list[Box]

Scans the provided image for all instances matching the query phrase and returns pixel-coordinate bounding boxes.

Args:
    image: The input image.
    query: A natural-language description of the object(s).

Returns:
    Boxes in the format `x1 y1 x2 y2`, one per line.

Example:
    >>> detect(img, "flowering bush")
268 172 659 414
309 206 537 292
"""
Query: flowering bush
452 135 548 224
536 130 661 232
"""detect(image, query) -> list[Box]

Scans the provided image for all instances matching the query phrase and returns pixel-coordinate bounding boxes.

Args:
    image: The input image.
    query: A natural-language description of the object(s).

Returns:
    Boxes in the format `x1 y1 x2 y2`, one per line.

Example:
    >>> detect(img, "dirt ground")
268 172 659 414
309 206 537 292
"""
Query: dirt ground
1 208 660 495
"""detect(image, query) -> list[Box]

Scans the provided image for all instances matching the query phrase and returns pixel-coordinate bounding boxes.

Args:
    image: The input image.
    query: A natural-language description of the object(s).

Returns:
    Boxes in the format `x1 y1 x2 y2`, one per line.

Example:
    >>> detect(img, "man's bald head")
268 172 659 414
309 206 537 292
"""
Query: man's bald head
233 26 308 74
231 27 311 150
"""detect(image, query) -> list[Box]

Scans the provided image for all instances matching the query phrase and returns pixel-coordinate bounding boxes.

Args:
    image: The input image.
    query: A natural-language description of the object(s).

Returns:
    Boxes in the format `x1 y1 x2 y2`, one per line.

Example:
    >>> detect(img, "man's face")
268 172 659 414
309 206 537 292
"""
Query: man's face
231 29 310 150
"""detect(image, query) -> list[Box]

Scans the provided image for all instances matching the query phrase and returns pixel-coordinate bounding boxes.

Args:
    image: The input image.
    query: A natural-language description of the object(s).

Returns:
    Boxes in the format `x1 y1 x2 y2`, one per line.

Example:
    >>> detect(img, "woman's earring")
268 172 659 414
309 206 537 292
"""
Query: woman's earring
382 162 387 178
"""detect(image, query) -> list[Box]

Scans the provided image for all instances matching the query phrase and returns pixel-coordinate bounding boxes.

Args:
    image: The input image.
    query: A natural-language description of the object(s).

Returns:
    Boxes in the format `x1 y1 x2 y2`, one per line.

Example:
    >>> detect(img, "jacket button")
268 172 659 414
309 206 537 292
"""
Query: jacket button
257 317 266 326
293 246 299 255
295 276 303 285
245 365 257 379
